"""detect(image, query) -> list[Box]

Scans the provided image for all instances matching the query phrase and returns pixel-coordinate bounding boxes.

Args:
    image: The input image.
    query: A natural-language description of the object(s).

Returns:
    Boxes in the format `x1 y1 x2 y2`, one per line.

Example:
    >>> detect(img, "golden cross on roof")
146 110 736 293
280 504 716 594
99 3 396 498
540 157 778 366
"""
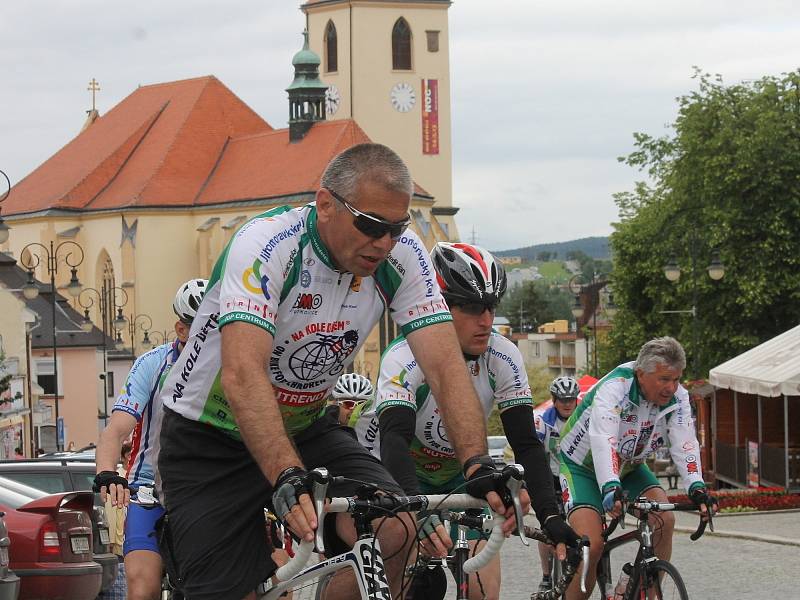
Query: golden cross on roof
87 78 101 111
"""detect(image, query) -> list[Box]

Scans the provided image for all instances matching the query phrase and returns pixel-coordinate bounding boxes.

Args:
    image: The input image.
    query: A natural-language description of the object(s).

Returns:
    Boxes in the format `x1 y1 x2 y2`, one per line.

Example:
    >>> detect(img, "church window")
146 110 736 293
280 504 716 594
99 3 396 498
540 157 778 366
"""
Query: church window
325 20 338 73
392 18 412 70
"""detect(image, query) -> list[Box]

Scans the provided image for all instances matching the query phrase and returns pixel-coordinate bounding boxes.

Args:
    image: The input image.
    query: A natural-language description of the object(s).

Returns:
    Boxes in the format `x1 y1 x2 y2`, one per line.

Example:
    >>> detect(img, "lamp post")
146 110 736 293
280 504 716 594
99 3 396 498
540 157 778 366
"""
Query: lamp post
20 241 84 451
0 169 10 244
661 229 725 380
79 285 128 425
144 330 175 350
569 273 617 377
127 313 153 356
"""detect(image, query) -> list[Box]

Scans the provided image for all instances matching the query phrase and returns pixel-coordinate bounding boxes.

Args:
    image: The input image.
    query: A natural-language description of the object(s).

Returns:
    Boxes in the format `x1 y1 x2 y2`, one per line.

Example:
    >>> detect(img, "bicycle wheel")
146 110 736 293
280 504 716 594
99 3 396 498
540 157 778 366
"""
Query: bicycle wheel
628 559 688 600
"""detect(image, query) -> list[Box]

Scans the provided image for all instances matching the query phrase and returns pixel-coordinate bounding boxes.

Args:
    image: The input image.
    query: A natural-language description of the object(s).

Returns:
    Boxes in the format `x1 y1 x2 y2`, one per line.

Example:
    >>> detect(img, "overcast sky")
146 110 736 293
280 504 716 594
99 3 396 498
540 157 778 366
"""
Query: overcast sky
2 1 799 251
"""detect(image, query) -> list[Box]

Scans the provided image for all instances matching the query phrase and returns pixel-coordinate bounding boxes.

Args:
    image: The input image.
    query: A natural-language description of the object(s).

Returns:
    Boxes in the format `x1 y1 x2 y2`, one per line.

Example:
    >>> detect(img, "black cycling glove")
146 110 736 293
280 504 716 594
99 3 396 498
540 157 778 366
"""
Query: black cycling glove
543 515 581 548
689 487 717 510
93 471 129 493
271 466 312 521
464 455 512 507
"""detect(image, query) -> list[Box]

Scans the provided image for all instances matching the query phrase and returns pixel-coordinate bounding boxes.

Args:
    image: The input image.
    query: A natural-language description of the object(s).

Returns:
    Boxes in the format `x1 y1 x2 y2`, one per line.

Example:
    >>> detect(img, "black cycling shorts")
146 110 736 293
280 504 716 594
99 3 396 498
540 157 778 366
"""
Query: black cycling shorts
158 407 402 600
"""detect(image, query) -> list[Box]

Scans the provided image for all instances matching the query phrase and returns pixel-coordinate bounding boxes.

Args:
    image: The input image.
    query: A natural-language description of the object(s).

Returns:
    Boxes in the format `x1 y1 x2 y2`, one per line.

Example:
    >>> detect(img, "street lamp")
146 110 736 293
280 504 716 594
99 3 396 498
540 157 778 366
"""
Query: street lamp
20 240 84 451
661 235 725 380
78 285 128 425
145 330 175 350
0 169 11 244
569 273 616 377
127 313 153 356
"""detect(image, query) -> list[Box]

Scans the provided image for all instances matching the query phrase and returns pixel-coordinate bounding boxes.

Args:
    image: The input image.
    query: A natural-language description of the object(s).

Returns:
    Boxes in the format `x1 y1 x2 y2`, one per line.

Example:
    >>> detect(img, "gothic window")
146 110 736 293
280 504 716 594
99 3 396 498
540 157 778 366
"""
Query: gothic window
392 18 412 70
325 20 338 73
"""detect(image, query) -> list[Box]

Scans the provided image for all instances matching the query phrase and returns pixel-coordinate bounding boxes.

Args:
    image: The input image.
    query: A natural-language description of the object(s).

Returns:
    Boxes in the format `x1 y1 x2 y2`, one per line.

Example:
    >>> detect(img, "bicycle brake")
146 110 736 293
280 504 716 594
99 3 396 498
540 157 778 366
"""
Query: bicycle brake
309 468 330 554
503 464 529 547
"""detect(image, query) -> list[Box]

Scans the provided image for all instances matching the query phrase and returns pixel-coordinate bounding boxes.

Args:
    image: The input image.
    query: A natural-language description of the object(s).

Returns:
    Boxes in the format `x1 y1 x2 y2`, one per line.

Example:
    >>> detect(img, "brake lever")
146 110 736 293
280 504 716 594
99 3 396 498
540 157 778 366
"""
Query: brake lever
503 464 528 547
579 536 590 593
310 468 330 554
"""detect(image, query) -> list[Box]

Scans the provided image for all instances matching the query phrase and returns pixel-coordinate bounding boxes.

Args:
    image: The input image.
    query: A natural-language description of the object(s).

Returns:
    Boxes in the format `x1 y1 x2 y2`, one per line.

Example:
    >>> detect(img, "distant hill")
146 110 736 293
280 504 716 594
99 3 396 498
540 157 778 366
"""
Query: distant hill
493 236 609 260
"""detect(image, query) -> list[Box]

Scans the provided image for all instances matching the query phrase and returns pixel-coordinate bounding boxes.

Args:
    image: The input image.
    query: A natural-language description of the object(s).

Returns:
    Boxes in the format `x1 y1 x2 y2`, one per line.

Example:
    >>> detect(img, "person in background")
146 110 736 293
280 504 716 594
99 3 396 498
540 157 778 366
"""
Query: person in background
326 373 374 427
99 440 132 599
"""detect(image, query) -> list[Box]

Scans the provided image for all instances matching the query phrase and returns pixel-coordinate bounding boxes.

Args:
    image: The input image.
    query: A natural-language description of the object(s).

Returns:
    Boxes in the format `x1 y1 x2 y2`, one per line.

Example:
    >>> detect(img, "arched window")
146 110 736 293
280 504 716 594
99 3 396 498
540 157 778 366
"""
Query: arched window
392 18 412 70
325 20 338 73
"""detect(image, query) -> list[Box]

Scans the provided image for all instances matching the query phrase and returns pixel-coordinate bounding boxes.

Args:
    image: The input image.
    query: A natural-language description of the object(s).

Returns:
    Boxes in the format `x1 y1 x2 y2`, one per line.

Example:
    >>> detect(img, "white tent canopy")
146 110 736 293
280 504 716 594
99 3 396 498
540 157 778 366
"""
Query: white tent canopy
709 324 800 397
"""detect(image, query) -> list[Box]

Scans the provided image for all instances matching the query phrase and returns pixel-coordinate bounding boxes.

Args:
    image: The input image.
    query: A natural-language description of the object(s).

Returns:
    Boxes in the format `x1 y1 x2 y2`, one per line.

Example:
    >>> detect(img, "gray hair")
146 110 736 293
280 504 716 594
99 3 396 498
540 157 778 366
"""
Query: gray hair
320 143 414 205
634 336 686 373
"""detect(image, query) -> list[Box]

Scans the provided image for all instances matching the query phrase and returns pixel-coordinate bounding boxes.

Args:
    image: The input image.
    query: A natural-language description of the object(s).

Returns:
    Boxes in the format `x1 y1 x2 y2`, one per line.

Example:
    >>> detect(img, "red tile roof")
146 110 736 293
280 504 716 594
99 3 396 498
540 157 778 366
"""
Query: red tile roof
6 76 429 215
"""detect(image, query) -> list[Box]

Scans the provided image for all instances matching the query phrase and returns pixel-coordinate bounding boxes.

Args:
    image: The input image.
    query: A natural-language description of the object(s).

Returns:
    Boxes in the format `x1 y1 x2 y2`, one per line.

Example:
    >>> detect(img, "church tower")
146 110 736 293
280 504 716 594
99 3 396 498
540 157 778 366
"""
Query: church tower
302 0 458 239
287 31 328 142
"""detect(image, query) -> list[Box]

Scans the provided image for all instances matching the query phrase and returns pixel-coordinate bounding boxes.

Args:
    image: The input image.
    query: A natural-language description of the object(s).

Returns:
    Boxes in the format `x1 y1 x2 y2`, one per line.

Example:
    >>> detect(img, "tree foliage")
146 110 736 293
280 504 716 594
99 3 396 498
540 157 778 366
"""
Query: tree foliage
499 280 572 332
608 69 800 377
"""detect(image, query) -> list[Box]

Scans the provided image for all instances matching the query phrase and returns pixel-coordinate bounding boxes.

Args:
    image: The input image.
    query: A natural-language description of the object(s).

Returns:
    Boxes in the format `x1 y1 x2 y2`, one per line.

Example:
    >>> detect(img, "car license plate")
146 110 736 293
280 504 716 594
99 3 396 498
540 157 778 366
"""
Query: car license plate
99 528 110 545
70 535 90 554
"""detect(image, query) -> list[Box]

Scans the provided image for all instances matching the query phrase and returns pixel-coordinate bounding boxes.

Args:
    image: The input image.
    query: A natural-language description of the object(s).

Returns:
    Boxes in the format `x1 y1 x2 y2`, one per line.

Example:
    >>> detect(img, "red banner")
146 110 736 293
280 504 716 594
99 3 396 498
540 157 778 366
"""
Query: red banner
421 79 439 155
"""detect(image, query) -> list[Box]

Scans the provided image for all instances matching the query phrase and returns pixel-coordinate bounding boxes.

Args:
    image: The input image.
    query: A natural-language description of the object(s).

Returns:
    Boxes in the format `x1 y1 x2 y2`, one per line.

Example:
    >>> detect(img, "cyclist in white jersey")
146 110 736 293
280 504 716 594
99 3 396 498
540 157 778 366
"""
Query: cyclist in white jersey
558 337 718 600
534 375 580 594
356 242 578 600
94 279 206 600
156 144 529 600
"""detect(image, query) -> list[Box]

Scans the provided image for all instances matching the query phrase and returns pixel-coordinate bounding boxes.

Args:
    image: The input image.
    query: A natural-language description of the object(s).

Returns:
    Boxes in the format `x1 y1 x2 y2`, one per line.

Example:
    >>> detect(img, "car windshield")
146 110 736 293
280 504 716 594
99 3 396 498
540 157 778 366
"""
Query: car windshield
488 437 507 450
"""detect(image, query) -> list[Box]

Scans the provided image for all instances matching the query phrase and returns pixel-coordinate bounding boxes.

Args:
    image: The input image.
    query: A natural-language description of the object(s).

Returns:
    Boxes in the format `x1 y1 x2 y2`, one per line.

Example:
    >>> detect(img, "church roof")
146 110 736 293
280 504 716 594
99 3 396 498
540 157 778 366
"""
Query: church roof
6 75 430 216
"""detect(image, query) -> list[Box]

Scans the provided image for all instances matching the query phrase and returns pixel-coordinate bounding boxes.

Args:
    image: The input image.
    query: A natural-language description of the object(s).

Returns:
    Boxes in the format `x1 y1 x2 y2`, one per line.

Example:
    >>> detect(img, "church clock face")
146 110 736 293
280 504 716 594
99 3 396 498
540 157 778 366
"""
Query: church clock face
325 84 341 115
390 82 416 113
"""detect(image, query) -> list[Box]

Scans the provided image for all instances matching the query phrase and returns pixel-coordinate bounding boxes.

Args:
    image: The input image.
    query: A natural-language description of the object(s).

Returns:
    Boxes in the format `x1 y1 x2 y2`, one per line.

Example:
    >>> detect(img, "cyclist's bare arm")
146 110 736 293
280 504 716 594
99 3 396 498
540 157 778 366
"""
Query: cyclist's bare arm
406 322 531 524
220 321 317 541
95 411 137 507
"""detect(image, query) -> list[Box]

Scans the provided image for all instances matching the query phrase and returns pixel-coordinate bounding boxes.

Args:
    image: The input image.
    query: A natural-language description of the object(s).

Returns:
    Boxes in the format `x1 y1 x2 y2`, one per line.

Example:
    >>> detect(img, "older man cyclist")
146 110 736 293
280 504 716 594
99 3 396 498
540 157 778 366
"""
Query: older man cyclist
558 337 717 600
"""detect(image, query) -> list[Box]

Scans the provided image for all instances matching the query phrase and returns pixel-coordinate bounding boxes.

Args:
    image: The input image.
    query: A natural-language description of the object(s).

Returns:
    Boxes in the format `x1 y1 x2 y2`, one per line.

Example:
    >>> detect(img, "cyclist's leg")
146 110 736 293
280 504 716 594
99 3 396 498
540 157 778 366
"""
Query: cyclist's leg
538 474 562 590
622 465 674 562
560 461 604 600
466 539 500 600
123 502 165 600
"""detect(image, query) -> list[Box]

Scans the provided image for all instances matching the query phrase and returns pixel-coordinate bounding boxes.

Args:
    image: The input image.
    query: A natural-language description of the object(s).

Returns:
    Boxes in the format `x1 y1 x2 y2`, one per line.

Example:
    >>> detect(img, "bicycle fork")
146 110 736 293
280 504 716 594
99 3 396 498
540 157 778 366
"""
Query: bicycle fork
449 525 471 600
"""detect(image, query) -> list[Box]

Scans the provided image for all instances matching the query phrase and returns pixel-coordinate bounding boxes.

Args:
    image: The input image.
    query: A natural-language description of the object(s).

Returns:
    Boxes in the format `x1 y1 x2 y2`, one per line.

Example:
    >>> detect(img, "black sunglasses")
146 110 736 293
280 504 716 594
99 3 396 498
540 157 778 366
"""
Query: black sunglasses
451 302 498 316
327 188 411 240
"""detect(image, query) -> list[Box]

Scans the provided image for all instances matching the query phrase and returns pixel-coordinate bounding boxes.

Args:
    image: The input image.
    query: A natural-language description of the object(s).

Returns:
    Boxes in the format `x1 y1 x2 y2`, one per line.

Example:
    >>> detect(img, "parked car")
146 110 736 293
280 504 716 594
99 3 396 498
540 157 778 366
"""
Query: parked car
0 458 117 593
0 512 20 600
487 435 508 467
0 485 101 600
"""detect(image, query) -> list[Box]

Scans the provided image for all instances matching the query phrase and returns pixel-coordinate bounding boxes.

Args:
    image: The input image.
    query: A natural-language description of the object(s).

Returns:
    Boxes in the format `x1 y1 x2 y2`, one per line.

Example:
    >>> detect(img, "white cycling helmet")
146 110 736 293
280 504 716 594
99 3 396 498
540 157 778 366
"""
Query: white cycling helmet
332 373 374 402
549 376 580 400
173 279 208 324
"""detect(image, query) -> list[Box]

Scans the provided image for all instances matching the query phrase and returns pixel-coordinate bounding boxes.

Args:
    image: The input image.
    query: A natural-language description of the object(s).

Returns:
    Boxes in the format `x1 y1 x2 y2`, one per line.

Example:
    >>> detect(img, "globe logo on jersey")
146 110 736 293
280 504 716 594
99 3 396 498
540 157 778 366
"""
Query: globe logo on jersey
288 330 359 381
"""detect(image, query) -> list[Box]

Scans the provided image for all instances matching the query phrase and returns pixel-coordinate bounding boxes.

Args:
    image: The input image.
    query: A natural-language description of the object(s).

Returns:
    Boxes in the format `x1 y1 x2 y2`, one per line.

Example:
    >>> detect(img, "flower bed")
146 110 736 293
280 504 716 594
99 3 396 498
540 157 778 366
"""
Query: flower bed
667 486 800 512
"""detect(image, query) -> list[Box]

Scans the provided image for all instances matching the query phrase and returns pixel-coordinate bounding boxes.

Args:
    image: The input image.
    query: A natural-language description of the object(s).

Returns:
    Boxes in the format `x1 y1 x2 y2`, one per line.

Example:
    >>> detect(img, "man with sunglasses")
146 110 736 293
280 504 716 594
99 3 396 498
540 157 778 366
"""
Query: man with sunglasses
327 372 374 427
534 375 580 594
362 242 578 599
156 144 523 600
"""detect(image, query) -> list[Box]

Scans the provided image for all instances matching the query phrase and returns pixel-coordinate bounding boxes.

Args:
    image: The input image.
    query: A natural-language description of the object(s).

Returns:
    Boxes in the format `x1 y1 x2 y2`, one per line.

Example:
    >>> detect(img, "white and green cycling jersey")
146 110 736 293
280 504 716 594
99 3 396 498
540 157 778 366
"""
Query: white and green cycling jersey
159 203 452 436
559 362 705 494
353 332 532 487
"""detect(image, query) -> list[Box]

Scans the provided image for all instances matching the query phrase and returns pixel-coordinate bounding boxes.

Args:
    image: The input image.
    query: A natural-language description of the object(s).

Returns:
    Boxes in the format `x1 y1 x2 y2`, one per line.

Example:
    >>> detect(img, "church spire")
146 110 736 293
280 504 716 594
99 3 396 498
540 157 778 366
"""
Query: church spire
286 30 327 142
80 77 101 133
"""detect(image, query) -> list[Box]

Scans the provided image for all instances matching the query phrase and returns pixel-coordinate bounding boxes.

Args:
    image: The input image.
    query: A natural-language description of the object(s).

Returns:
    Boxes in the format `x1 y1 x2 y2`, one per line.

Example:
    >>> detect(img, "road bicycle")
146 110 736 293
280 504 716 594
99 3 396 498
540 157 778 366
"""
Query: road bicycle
594 496 713 600
258 465 531 600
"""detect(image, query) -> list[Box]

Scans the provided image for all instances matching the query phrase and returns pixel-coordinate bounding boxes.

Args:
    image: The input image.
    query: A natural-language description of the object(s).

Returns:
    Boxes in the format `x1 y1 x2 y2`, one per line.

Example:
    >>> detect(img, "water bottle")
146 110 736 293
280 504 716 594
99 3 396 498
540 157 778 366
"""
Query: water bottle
613 562 633 599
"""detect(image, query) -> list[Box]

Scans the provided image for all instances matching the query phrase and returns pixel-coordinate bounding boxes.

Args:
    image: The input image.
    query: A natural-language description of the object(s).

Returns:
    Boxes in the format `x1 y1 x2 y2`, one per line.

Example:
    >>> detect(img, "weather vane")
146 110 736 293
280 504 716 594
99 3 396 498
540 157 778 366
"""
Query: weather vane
87 78 101 112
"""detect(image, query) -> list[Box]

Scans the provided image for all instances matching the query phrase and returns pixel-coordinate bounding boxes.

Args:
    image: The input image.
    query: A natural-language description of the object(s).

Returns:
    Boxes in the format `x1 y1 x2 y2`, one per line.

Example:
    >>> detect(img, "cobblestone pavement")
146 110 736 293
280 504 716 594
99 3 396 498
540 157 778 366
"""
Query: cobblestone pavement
445 510 799 599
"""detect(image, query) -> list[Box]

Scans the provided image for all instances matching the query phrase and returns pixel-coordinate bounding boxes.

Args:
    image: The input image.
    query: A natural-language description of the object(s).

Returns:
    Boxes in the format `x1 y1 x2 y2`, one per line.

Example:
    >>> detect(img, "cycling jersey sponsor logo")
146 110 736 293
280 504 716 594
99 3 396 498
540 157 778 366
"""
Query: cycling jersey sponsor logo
682 441 695 451
258 221 303 263
398 234 434 297
470 362 480 376
386 253 406 276
300 269 311 288
273 387 328 406
423 462 442 472
686 459 699 474
406 300 448 318
285 330 359 381
349 276 362 292
389 368 413 391
291 293 323 313
171 314 220 403
303 257 315 267
283 248 299 278
224 297 275 322
563 416 590 457
611 448 620 475
404 312 451 333
289 320 350 342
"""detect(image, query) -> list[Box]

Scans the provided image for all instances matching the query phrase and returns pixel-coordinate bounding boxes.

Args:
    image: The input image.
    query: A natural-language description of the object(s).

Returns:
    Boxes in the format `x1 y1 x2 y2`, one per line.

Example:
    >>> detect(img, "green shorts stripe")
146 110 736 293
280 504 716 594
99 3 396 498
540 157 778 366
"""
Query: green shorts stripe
559 459 660 515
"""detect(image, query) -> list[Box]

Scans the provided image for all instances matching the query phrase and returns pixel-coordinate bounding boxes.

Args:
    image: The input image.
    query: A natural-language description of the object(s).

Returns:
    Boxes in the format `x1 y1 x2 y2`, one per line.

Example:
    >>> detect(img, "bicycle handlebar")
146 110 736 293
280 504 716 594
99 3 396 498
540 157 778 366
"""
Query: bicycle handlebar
274 464 529 583
604 497 714 542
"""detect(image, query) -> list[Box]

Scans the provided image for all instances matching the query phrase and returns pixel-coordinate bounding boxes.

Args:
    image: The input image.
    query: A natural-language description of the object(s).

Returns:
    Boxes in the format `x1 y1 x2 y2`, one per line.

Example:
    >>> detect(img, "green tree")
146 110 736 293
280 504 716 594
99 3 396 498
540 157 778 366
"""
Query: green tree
537 251 553 262
499 280 572 332
608 69 800 377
